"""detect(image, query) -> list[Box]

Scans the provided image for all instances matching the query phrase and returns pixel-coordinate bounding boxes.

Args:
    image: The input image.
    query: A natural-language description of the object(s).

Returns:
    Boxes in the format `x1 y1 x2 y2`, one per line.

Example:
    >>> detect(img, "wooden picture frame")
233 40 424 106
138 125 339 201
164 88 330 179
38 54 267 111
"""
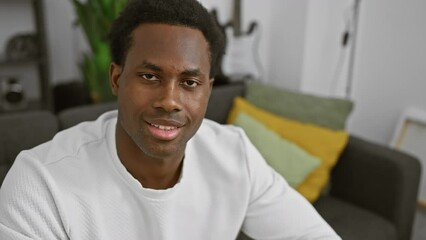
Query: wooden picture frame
391 107 426 207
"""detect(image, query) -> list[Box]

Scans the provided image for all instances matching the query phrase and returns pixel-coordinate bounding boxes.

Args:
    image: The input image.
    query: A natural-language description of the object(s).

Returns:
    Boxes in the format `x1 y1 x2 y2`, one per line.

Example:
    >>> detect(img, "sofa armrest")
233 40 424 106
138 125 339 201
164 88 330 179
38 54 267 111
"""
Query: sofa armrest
329 135 421 240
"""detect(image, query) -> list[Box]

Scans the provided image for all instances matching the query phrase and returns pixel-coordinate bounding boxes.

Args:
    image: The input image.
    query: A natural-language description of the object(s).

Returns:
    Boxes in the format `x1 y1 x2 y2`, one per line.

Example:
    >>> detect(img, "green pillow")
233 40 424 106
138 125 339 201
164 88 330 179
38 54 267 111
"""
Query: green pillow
245 81 354 130
234 112 320 188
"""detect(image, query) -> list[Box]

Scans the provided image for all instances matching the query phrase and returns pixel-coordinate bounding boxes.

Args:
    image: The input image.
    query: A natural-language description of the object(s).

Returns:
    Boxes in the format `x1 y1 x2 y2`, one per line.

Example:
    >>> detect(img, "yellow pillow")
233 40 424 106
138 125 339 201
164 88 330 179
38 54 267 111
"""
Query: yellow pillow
227 97 349 202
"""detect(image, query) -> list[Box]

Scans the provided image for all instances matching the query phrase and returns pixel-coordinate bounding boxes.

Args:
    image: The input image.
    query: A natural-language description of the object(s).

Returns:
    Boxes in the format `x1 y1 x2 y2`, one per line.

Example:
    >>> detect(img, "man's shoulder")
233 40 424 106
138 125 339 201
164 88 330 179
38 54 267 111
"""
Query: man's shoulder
197 118 243 139
190 118 248 159
28 111 117 166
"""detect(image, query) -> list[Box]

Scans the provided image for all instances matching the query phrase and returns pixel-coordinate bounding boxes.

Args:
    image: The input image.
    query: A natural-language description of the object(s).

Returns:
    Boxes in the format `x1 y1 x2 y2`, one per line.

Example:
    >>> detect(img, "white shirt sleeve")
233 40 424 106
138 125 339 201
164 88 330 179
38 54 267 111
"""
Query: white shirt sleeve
238 129 341 240
0 151 68 240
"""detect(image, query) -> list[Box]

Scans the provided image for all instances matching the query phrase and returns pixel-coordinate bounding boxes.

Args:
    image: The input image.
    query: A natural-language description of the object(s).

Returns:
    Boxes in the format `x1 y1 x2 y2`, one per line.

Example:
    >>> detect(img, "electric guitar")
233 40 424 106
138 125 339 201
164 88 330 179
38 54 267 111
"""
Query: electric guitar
214 0 261 81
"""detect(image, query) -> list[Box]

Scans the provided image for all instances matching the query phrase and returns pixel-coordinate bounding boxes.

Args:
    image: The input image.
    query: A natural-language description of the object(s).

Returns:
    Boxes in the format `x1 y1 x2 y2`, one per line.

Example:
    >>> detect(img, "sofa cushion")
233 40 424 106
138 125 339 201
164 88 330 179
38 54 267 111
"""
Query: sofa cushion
314 196 397 240
245 81 353 130
234 112 320 188
227 97 349 202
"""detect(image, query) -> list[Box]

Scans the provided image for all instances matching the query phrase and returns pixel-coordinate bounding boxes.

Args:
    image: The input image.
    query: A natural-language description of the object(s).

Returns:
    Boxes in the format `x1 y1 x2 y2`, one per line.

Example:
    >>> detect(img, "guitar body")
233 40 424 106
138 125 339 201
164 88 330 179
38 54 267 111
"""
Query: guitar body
211 0 261 82
222 26 260 80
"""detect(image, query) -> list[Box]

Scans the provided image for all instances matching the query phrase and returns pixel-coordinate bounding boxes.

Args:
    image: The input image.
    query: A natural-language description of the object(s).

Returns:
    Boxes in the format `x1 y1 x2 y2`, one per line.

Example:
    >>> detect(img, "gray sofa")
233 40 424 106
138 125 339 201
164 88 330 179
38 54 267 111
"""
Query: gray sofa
0 82 421 240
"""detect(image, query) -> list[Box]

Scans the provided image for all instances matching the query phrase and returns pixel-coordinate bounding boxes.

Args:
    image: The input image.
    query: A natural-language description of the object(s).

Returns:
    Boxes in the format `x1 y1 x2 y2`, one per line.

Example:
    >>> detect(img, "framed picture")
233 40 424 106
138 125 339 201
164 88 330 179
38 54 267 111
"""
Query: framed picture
391 107 426 206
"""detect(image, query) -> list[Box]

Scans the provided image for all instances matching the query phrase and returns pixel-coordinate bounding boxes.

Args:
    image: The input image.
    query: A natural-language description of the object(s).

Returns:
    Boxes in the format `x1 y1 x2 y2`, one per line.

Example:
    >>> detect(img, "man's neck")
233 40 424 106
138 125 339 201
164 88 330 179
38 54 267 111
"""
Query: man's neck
125 157 183 190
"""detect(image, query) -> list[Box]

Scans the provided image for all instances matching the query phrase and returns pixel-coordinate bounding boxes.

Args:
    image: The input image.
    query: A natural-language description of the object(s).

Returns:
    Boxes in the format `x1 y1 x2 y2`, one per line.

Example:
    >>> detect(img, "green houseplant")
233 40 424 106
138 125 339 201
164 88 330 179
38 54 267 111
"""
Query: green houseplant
71 0 127 102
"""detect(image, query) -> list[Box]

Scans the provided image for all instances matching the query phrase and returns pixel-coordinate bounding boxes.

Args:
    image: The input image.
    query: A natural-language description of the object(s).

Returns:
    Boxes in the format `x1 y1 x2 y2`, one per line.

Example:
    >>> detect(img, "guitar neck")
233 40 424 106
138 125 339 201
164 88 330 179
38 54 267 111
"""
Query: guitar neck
233 0 242 36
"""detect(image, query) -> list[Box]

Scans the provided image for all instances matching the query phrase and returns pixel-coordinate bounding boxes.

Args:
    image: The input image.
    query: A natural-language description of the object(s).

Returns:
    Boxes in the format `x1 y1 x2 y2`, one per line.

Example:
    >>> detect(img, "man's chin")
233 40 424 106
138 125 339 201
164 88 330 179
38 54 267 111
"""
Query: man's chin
137 142 185 162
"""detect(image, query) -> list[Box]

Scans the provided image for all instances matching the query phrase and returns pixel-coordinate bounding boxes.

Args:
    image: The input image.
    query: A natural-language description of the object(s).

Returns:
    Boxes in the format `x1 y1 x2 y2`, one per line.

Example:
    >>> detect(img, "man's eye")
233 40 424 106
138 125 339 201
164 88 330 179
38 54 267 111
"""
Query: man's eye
140 74 159 81
182 80 199 88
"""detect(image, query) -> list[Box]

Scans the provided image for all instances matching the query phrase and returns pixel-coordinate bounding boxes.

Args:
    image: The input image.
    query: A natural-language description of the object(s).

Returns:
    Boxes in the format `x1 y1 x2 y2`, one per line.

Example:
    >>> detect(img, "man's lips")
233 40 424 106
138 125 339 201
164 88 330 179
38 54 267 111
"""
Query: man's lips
145 119 184 141
149 123 178 131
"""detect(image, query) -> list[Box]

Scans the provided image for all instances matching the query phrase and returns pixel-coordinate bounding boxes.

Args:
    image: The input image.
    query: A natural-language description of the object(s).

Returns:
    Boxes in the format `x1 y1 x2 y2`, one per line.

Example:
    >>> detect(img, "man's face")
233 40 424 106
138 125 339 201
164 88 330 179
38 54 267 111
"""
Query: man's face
110 23 213 160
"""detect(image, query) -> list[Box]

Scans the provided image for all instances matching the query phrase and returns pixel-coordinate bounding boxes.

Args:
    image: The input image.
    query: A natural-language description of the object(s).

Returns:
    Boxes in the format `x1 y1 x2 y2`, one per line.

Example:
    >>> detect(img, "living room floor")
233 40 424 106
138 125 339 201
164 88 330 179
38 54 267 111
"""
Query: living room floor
412 207 426 240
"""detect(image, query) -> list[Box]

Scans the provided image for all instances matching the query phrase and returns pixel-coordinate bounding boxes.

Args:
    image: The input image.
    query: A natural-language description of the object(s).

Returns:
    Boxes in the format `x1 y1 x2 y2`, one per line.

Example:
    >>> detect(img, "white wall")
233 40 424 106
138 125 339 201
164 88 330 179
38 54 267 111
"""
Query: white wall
267 0 308 91
348 0 426 144
43 0 80 84
301 0 354 97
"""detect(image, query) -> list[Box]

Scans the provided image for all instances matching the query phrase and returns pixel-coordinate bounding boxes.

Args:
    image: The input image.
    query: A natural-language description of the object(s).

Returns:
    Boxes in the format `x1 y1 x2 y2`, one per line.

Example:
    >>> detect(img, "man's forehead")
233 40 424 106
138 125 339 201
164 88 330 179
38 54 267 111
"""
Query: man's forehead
129 24 208 53
132 23 206 40
124 23 211 75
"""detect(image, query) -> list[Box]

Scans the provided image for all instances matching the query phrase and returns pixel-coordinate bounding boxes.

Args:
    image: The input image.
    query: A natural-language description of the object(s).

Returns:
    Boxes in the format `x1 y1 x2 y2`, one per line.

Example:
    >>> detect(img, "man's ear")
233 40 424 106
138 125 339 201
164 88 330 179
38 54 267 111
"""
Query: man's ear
209 78 214 89
110 62 122 96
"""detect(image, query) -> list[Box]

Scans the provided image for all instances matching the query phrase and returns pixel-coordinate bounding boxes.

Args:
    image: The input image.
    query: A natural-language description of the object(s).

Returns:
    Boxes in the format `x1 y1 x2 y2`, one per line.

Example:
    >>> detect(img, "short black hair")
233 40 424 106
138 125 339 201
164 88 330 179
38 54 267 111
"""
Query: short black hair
108 0 225 78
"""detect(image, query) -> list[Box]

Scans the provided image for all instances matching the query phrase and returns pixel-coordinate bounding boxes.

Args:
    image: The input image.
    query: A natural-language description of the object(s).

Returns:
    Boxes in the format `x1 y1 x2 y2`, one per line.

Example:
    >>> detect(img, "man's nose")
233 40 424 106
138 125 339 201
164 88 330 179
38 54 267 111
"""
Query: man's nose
153 81 183 113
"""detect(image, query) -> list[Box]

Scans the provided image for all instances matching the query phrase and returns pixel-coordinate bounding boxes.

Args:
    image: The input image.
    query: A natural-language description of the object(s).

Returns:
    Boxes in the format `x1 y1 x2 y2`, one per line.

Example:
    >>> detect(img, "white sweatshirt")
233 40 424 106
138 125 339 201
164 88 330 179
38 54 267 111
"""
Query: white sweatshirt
0 111 340 240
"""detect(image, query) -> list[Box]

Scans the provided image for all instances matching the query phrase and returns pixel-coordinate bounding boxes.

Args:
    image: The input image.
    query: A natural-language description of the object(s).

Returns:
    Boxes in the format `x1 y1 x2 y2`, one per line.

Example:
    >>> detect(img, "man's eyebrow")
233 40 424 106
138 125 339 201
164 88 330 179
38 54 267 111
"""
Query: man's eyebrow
141 61 162 72
140 60 206 78
181 68 204 78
